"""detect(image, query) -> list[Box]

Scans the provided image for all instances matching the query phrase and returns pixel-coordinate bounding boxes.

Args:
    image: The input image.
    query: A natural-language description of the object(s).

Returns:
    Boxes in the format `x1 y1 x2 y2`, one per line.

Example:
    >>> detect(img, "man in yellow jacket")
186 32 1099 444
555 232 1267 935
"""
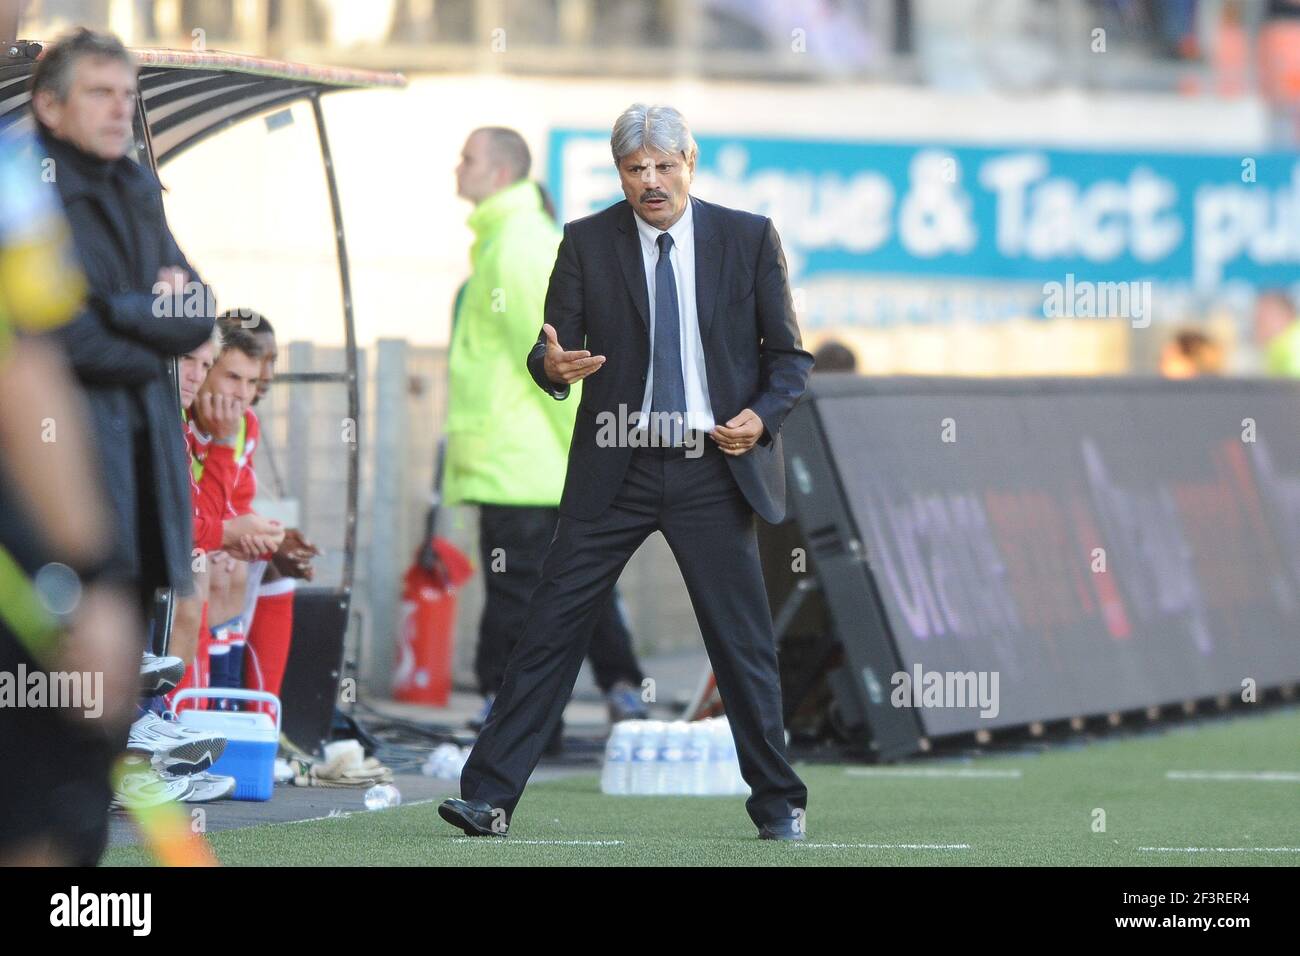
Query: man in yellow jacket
444 127 647 742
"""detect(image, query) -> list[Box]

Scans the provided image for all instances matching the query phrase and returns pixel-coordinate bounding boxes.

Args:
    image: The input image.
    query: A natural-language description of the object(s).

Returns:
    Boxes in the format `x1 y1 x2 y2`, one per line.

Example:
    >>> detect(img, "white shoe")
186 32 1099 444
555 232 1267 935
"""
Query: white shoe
110 761 193 810
177 771 237 803
128 711 227 774
140 651 185 697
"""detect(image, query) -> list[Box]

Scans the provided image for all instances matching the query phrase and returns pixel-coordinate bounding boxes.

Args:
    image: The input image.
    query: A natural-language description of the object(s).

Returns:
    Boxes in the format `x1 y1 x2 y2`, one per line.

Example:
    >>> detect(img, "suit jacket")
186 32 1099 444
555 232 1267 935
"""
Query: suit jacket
527 195 813 524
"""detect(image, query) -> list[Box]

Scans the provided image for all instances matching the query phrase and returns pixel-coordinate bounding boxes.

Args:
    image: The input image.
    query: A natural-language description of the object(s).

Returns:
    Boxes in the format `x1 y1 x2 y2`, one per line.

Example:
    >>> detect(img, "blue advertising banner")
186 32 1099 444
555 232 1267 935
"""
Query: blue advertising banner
548 129 1300 323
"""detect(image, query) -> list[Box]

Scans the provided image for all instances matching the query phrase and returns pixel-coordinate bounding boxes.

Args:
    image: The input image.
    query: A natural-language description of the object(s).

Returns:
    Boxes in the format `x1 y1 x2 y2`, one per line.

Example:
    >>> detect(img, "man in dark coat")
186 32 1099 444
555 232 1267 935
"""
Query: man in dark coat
29 28 215 615
441 103 813 840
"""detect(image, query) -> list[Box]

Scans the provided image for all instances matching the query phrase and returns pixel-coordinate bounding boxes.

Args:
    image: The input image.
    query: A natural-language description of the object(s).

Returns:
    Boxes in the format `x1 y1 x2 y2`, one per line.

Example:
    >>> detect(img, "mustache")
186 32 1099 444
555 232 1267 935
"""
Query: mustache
640 191 669 202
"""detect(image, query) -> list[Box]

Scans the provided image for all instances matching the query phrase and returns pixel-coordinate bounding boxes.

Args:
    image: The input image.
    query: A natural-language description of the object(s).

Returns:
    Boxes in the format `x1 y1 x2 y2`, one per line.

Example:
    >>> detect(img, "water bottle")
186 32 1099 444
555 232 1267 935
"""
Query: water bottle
719 718 750 795
364 783 401 810
685 721 711 795
421 743 442 777
601 721 636 795
632 720 663 795
708 718 736 795
660 721 690 795
422 742 463 779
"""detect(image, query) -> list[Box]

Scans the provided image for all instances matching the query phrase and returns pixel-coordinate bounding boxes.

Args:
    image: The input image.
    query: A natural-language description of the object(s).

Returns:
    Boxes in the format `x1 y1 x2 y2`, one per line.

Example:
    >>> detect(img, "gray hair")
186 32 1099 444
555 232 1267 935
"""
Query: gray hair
31 28 135 102
610 103 698 166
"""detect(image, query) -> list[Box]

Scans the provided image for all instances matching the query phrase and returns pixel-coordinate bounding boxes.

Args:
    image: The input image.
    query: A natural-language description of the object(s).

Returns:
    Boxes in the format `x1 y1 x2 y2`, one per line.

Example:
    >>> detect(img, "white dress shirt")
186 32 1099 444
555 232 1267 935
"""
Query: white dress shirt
633 197 716 433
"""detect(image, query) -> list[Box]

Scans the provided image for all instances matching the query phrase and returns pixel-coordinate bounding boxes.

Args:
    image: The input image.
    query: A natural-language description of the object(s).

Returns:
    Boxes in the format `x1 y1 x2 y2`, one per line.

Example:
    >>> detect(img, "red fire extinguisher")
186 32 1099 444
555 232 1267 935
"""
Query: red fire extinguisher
393 438 472 705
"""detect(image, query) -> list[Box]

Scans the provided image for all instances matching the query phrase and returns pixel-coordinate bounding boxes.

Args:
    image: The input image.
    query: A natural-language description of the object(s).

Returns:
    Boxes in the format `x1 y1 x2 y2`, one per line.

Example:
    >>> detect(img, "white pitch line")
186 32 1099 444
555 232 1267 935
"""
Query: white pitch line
795 842 971 850
270 798 437 827
272 806 626 845
845 767 1022 779
1166 770 1300 783
1139 846 1300 854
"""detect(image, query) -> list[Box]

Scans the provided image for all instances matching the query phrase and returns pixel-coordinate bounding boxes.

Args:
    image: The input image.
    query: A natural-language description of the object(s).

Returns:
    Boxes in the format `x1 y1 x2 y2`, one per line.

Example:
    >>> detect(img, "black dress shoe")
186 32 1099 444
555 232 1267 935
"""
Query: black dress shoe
757 814 806 841
438 798 507 837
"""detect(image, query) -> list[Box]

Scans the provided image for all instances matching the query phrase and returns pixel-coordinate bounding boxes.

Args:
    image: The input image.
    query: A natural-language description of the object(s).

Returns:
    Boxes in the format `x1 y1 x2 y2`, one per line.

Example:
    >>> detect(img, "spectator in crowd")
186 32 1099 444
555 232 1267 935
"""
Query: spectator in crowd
1159 329 1226 378
445 126 648 742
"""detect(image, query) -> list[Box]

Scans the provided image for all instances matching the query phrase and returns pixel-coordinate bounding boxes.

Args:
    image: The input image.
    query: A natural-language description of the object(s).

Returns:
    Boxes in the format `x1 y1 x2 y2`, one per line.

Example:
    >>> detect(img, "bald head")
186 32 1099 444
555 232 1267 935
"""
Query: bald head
456 127 531 204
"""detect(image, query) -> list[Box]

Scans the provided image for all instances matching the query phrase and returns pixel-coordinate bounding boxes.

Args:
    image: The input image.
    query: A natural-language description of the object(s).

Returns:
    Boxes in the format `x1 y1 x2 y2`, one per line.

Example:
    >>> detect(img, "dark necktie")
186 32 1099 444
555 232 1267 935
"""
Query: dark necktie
650 231 687 446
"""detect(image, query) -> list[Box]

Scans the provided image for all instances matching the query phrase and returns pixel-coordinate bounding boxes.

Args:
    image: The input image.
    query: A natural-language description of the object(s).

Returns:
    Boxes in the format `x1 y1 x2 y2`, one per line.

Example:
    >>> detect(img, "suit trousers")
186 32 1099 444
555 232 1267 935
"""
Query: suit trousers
460 437 808 828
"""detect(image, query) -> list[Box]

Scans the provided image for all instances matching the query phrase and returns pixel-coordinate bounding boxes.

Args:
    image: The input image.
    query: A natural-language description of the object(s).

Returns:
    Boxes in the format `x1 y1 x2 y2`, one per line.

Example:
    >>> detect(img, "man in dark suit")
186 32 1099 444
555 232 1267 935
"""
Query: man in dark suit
440 103 813 840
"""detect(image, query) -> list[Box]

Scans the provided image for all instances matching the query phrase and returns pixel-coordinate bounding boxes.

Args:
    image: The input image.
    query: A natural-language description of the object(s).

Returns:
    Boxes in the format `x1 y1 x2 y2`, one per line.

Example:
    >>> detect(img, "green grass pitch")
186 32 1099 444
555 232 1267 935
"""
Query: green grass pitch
104 707 1300 866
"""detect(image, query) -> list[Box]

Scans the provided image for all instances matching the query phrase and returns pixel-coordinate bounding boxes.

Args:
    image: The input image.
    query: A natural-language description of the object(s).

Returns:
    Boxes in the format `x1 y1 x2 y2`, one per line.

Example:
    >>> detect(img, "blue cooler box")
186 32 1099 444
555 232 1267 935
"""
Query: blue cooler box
173 689 281 801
